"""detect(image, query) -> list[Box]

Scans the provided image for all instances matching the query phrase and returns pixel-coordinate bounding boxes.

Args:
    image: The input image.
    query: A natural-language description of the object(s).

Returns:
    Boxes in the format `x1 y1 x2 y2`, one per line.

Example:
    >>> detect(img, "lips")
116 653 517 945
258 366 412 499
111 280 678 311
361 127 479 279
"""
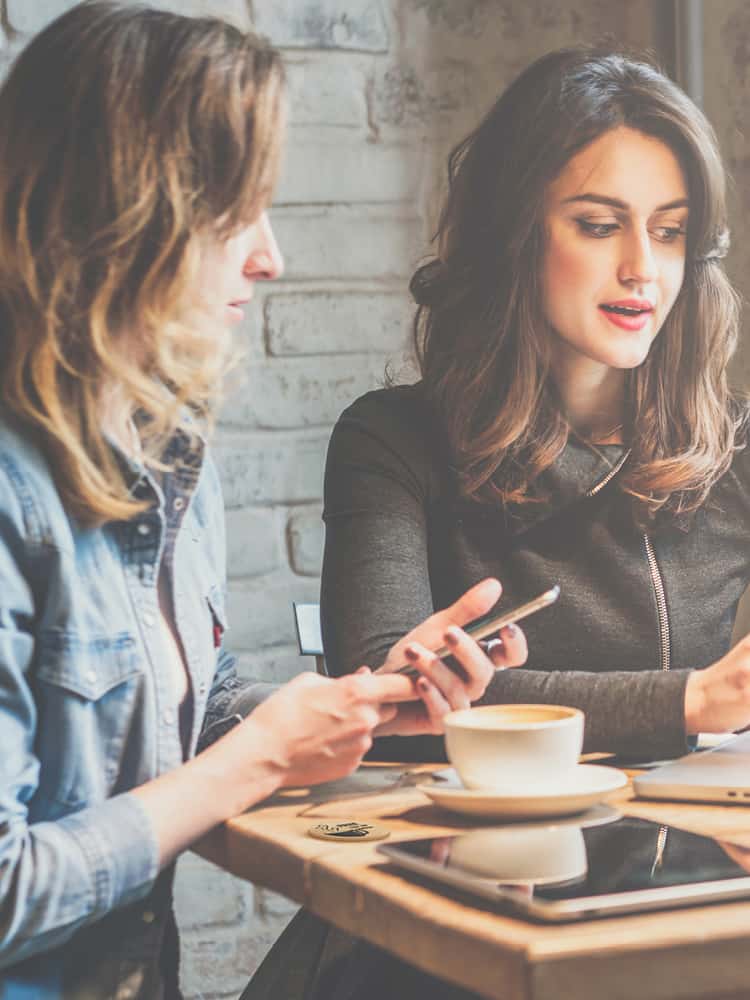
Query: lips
226 300 249 325
598 298 654 332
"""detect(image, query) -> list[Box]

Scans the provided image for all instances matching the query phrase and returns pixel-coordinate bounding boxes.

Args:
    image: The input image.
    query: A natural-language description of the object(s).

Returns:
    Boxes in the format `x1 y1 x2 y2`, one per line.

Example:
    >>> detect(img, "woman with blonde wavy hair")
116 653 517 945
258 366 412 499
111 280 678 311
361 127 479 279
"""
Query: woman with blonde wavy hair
0 3 528 998
322 46 750 766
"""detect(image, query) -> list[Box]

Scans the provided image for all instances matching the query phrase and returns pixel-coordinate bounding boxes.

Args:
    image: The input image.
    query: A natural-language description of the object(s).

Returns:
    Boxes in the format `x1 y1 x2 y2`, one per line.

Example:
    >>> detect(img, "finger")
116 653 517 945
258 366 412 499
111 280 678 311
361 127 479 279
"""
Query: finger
352 670 419 704
374 701 428 737
379 578 502 671
440 625 494 701
416 676 454 734
491 622 528 668
481 637 507 668
443 577 503 629
377 703 398 726
403 641 469 709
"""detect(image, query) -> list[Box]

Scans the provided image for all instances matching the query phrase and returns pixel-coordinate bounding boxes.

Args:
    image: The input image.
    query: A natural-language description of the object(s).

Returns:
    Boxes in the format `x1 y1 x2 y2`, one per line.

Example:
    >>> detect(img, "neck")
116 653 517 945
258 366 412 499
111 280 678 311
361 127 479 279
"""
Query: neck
551 349 626 444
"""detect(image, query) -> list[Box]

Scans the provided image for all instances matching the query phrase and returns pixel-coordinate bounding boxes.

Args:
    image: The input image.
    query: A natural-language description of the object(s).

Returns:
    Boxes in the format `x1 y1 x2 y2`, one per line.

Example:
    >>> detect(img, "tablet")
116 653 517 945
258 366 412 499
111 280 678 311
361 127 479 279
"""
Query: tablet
377 816 750 922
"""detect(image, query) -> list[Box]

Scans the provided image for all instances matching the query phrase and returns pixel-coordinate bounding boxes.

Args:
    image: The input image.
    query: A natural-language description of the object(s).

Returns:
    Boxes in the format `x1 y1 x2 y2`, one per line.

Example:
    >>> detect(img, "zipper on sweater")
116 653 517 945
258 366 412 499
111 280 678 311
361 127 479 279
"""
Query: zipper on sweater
583 451 672 875
642 534 671 875
585 449 631 497
643 533 670 673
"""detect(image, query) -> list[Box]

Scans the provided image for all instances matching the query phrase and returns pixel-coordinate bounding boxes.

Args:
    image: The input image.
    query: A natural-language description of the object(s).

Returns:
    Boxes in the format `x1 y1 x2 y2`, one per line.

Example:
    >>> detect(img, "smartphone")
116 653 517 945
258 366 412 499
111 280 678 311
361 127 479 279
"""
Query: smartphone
394 584 560 679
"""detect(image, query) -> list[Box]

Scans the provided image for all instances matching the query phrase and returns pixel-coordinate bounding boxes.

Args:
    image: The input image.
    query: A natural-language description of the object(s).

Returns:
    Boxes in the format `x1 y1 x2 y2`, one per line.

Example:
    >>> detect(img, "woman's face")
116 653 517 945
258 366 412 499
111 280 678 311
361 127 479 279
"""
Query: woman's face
542 126 688 374
193 210 284 328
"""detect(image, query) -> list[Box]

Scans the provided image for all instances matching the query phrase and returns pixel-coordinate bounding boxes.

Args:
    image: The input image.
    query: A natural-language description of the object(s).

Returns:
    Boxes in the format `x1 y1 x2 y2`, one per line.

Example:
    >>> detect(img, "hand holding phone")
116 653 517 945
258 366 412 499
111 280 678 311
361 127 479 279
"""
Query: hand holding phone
393 584 560 680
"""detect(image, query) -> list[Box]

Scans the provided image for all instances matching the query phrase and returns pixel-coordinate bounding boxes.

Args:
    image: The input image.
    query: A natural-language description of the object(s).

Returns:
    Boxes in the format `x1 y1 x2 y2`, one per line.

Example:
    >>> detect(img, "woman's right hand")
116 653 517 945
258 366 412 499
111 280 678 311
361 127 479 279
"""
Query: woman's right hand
225 669 414 794
684 635 750 734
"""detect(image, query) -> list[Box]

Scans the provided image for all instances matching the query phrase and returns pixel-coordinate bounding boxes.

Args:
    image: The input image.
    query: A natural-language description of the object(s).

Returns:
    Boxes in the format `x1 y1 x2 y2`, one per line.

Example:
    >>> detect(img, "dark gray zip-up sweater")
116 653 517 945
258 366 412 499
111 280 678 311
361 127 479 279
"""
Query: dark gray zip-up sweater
321 384 750 761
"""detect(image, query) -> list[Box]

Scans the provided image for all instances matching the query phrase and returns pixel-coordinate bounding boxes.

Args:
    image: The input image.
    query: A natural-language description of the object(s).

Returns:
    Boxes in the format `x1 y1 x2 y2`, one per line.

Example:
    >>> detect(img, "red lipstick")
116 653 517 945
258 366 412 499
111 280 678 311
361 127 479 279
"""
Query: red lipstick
599 298 654 332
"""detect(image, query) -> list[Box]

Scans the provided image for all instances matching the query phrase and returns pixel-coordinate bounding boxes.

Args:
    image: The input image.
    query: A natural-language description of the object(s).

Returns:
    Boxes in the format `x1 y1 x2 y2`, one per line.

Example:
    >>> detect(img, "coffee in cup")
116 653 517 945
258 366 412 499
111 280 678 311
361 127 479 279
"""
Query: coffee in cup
443 704 584 791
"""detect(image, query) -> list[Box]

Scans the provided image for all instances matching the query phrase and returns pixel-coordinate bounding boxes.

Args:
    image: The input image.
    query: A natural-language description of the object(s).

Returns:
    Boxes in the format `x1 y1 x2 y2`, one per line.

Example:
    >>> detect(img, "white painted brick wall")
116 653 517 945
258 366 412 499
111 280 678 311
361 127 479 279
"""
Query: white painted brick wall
287 506 325 576
221 354 391 429
252 0 389 52
1 2 688 998
270 204 423 280
264 289 410 356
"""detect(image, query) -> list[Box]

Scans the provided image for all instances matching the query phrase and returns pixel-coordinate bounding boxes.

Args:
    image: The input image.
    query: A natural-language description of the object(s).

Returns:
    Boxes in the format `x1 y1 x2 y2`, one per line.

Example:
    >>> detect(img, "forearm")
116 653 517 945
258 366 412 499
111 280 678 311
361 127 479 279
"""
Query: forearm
482 667 692 758
133 719 282 866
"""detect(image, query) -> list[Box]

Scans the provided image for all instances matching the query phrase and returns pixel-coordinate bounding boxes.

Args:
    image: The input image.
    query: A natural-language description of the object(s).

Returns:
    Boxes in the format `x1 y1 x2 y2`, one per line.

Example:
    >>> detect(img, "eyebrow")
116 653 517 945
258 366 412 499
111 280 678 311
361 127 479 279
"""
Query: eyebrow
561 193 689 212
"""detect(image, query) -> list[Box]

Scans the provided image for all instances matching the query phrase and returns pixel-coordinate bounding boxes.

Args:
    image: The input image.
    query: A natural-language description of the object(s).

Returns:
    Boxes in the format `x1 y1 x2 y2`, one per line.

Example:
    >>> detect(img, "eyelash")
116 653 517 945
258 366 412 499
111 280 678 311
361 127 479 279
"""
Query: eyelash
575 219 687 243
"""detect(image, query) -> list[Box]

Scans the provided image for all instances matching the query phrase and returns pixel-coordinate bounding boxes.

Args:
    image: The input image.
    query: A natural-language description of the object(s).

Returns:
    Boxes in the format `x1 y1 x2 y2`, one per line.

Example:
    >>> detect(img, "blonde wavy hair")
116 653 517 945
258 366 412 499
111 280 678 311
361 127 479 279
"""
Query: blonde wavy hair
0 1 285 524
411 47 742 526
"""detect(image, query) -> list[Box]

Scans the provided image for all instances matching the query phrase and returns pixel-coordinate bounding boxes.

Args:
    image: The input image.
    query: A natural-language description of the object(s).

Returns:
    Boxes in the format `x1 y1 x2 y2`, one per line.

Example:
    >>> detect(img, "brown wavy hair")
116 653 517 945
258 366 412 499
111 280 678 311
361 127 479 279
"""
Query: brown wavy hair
411 47 741 524
0 1 285 524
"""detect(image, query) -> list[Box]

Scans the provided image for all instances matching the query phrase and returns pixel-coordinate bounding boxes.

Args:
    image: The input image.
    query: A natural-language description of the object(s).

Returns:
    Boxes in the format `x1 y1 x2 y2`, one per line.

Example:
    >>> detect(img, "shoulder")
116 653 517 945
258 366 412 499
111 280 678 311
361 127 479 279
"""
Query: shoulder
334 383 440 456
0 416 62 547
326 382 448 501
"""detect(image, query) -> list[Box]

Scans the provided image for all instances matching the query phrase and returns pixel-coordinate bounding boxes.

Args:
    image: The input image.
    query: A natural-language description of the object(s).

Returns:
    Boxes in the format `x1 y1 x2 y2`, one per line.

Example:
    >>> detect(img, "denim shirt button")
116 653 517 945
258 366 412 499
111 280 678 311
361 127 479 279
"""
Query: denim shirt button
173 497 185 511
137 522 151 536
163 709 174 726
142 910 156 924
198 682 207 696
142 612 155 628
86 669 97 684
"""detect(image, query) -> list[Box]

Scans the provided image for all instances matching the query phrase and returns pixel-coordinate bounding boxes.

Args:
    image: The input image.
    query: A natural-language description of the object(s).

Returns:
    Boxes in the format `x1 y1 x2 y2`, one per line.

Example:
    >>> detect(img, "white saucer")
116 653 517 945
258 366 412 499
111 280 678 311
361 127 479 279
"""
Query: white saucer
417 764 628 820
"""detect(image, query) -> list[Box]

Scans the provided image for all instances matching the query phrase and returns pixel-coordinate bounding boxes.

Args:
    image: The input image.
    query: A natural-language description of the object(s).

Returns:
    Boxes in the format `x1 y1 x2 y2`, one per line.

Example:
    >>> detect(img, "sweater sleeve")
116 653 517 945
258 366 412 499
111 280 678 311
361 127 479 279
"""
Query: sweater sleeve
481 666 692 759
321 389 435 676
321 389 451 760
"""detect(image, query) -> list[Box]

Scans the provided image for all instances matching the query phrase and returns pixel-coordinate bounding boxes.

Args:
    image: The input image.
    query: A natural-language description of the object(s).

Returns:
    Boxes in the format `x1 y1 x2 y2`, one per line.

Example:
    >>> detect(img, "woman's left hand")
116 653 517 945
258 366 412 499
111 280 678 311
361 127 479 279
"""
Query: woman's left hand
371 578 527 736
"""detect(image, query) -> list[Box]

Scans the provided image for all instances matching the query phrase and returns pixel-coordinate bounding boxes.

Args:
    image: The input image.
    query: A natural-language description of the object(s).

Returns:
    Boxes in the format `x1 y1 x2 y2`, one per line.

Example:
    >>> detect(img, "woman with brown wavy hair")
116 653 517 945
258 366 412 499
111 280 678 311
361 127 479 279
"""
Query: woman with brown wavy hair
322 46 750 764
0 3 527 997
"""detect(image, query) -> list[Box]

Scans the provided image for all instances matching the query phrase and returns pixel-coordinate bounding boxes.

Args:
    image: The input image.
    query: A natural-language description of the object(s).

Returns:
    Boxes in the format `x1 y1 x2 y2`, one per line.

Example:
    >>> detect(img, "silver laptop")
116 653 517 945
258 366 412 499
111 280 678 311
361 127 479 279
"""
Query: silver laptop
634 731 750 804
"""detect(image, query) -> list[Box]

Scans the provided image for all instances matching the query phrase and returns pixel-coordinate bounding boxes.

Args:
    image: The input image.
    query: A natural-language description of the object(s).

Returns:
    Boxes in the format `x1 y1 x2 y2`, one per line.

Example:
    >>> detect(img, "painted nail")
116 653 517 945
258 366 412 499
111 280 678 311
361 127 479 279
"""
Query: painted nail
443 627 460 647
484 638 504 654
404 644 419 661
503 623 518 637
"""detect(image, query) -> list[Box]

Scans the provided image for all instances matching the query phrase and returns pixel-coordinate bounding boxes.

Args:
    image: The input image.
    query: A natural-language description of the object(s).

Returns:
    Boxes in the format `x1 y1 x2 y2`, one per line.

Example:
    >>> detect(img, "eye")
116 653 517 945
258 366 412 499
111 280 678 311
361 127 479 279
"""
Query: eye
651 225 687 244
575 219 619 238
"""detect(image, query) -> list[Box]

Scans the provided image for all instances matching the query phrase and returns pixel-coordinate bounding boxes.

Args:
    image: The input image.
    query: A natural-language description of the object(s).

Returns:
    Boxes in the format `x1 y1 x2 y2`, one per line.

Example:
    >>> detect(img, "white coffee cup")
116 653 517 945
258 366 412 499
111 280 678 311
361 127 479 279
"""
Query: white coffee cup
443 704 584 791
448 826 587 885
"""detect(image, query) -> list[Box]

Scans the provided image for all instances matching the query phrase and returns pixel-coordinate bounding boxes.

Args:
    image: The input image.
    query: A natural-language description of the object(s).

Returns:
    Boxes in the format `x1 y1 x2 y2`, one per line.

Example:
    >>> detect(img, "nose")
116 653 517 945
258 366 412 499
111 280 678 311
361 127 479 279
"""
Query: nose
618 225 658 287
244 212 284 281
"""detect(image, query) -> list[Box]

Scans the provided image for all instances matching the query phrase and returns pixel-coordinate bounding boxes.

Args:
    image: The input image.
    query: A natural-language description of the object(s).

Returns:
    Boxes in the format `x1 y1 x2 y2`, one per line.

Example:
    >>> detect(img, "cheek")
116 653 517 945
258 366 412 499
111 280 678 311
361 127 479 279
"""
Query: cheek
661 257 686 311
543 237 601 319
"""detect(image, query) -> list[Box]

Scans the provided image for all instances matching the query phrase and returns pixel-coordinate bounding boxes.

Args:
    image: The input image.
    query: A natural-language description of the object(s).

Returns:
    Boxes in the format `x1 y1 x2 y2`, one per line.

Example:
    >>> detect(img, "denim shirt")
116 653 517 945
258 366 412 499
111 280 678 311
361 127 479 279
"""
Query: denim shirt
0 417 273 999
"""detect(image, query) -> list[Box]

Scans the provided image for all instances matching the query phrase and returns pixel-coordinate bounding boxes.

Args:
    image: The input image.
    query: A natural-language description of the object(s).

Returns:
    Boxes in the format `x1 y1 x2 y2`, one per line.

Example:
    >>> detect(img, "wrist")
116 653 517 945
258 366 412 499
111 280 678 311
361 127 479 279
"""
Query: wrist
194 718 284 819
684 671 705 736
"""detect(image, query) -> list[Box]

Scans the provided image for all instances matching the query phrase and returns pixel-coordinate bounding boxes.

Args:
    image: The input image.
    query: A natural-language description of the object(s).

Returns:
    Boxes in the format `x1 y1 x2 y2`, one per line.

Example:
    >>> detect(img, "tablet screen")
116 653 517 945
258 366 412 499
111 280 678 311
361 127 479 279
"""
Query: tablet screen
384 816 750 902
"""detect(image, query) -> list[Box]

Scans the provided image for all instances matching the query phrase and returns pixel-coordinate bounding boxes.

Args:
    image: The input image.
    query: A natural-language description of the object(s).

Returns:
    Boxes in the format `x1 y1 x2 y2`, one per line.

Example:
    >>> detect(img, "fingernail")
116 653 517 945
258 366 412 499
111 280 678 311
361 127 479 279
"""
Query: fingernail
483 638 503 654
417 677 430 692
503 623 518 637
404 644 419 661
443 627 460 647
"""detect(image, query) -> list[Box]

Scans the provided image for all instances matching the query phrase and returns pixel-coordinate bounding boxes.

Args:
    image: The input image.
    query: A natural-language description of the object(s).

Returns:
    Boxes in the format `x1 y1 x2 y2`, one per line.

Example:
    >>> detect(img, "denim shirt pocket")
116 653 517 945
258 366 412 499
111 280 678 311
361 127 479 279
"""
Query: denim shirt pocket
33 630 143 814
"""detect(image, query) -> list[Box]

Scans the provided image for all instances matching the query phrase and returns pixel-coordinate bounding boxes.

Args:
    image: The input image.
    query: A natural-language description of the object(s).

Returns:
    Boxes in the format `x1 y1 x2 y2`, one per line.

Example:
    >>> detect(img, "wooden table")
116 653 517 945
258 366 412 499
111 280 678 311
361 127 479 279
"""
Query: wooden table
197 763 750 1000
